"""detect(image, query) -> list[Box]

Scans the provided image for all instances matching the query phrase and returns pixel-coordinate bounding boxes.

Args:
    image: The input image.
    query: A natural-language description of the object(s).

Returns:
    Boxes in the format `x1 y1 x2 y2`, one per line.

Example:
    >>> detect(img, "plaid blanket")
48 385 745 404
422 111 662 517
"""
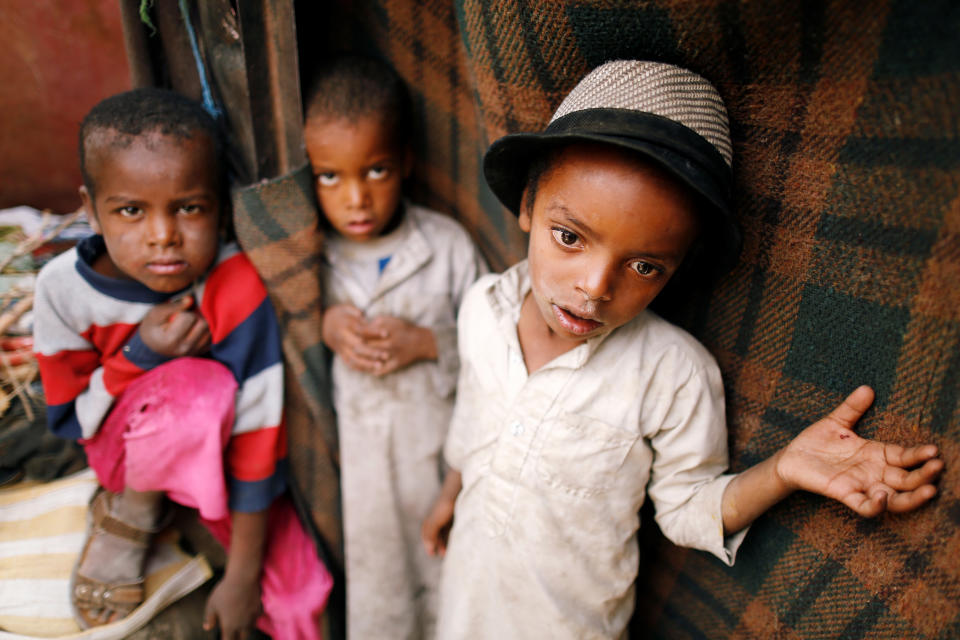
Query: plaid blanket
271 0 958 637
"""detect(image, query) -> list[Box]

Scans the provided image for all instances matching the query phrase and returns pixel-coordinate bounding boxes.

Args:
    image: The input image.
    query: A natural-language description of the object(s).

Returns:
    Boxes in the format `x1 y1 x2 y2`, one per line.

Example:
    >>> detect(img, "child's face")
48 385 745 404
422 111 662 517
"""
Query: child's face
304 115 411 242
81 132 221 293
518 144 699 343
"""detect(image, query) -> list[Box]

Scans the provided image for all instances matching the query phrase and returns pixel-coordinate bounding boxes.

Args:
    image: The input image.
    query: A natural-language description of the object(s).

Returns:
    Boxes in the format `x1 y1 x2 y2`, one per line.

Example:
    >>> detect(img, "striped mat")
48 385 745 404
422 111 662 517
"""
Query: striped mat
0 470 211 639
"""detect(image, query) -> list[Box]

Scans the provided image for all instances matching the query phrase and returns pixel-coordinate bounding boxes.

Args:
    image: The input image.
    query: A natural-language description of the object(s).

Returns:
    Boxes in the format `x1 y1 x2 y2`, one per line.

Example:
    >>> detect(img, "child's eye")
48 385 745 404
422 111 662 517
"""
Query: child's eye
551 228 580 247
368 166 389 180
317 172 338 187
117 206 142 217
630 261 661 277
178 204 203 215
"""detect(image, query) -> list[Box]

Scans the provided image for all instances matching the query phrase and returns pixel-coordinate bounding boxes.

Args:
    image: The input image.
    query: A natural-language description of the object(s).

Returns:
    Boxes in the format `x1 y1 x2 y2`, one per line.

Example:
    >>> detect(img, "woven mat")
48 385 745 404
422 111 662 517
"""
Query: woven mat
0 470 212 639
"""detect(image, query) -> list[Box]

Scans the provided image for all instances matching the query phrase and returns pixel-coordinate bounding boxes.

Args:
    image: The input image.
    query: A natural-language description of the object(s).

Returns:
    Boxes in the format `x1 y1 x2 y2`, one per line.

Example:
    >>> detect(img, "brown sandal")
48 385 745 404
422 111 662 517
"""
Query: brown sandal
70 490 165 629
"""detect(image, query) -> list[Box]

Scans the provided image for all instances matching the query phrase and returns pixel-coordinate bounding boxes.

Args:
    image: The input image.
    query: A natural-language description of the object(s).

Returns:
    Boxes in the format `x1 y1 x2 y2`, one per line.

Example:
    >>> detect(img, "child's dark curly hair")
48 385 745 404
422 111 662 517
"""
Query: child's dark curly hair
78 87 226 197
303 54 412 151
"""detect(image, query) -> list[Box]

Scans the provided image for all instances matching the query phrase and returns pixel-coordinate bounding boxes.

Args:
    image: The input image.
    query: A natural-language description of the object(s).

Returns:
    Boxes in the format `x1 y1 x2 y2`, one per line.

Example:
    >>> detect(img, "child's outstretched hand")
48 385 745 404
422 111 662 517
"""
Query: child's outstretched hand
775 385 943 516
139 296 210 357
363 315 437 376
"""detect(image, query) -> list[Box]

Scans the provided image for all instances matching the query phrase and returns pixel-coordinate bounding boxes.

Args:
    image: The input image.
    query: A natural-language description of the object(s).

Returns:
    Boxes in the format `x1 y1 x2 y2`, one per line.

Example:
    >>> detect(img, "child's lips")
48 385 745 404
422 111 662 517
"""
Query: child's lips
346 219 376 234
552 304 603 335
146 260 188 275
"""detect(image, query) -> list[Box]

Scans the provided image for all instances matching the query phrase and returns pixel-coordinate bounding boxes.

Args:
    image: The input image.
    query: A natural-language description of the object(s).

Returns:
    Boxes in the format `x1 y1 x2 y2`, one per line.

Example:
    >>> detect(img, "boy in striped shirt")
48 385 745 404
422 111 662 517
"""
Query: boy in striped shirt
33 88 330 638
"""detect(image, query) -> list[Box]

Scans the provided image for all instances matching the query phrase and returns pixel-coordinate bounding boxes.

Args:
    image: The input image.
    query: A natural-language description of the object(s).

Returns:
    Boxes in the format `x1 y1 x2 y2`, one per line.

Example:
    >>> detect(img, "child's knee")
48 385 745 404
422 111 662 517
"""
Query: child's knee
115 358 237 442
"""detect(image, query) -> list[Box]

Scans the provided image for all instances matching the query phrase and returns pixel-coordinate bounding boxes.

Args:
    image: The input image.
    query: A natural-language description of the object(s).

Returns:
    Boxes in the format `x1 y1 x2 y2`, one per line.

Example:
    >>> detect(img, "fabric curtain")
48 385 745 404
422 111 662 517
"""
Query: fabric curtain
269 1 960 637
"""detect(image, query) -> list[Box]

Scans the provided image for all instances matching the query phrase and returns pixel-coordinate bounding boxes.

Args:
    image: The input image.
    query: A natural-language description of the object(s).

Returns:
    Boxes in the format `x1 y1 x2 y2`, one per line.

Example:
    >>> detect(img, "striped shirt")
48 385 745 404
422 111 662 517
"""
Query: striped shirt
33 235 287 512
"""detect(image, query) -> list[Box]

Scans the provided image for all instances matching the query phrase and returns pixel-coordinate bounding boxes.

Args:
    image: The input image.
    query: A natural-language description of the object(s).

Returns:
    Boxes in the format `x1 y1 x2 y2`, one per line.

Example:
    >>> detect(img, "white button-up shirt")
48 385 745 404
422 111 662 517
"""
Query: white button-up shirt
438 261 747 639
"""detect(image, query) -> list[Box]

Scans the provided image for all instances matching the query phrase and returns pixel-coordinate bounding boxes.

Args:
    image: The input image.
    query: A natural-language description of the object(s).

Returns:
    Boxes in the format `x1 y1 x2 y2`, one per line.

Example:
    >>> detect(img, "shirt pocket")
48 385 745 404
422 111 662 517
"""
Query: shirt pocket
535 413 638 498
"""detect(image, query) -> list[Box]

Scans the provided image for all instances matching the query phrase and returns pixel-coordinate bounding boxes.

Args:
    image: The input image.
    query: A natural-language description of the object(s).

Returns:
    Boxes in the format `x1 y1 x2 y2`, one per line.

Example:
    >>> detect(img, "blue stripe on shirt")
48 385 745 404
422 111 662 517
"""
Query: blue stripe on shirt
209 297 283 383
46 401 83 440
227 458 289 512
122 331 173 370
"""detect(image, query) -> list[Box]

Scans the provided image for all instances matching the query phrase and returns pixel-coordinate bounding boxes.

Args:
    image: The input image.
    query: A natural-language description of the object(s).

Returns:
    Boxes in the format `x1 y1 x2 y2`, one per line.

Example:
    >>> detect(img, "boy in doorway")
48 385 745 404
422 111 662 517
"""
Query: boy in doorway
34 88 331 639
304 55 486 638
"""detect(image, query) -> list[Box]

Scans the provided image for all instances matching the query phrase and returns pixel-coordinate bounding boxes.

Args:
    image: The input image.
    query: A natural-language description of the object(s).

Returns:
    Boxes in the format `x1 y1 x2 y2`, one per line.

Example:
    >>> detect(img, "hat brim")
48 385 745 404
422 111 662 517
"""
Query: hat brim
483 109 742 270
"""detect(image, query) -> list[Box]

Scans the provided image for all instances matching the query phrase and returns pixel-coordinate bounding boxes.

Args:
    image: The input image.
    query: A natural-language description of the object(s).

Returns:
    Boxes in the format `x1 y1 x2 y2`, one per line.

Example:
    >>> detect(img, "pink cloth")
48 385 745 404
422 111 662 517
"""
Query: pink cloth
82 357 332 639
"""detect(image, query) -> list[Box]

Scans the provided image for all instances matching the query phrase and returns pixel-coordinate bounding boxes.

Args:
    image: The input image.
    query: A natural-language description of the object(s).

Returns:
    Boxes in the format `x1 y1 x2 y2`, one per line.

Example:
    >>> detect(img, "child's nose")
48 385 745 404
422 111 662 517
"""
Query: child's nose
146 213 178 246
345 179 371 209
578 258 615 301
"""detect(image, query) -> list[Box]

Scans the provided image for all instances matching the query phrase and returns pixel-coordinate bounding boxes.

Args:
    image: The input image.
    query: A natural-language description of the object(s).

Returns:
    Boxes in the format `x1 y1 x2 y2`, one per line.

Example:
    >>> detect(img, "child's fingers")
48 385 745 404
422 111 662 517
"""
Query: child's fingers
871 462 935 494
844 488 888 517
361 336 390 349
885 457 945 489
165 308 202 337
421 520 447 556
371 357 399 377
349 341 388 364
341 350 385 374
845 481 938 517
422 535 437 556
165 295 194 312
869 446 943 493
884 443 940 469
356 323 389 340
886 484 938 513
183 318 212 354
202 604 218 632
421 519 437 554
827 386 875 429
161 295 195 323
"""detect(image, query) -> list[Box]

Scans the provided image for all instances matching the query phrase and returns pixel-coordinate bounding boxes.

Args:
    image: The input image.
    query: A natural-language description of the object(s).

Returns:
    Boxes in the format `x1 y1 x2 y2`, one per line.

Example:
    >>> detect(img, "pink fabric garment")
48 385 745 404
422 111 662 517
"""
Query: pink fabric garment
82 357 332 639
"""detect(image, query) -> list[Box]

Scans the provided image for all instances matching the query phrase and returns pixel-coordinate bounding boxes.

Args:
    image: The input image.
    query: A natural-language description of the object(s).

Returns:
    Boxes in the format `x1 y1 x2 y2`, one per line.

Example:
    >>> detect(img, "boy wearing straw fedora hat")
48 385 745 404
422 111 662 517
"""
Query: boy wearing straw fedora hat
420 60 943 639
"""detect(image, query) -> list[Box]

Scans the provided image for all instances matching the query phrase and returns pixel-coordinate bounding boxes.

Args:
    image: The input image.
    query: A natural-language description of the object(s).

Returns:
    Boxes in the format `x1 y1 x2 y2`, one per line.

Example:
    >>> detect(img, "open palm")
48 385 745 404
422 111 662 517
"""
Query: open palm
776 386 943 516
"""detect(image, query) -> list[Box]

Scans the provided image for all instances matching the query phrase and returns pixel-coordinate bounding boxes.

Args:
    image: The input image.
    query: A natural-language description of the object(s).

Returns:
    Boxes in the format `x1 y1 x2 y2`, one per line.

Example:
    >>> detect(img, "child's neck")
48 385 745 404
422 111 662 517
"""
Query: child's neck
517 293 584 374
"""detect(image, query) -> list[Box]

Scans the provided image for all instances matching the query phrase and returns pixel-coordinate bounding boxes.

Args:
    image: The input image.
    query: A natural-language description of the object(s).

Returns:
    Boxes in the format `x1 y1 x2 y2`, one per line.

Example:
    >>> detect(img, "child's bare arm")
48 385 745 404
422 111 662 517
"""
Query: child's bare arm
363 315 438 376
721 386 943 534
203 509 268 639
422 469 462 556
139 296 210 357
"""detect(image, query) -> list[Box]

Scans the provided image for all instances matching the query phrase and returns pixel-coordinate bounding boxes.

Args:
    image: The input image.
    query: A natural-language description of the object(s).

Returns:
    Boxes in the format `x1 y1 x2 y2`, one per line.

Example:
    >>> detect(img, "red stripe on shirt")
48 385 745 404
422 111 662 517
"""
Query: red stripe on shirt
101 351 149 397
201 254 268 343
81 323 138 358
226 419 287 482
36 350 102 404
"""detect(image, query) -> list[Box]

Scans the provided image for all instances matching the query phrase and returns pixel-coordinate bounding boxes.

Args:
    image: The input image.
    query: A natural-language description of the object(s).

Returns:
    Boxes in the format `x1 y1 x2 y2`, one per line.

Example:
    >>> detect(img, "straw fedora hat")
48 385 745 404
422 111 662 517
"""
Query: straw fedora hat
483 60 741 272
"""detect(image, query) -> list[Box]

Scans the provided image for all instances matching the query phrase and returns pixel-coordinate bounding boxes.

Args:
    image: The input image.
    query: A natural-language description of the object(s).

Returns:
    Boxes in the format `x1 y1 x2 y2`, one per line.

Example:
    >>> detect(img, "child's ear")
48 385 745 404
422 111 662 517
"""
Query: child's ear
518 188 533 233
79 186 101 234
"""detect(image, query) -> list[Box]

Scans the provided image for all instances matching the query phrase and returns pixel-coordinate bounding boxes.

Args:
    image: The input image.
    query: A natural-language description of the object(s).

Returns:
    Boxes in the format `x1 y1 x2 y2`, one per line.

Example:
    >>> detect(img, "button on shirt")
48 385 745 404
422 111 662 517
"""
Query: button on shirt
438 261 747 640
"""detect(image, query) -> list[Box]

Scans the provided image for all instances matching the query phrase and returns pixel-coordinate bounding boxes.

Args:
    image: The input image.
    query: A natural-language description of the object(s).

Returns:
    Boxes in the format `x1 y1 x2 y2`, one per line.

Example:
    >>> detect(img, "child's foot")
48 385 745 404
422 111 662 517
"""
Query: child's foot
71 489 165 628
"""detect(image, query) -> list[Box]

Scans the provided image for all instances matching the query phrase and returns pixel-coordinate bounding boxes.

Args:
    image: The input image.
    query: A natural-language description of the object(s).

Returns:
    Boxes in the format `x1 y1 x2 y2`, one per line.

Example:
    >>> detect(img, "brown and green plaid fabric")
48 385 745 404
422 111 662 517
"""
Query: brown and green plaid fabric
232 168 342 566
272 0 960 637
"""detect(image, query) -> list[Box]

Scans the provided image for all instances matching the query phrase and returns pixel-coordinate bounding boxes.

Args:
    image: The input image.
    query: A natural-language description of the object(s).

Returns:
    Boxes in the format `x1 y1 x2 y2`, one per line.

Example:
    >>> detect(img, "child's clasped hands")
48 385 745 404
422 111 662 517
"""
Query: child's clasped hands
322 303 437 376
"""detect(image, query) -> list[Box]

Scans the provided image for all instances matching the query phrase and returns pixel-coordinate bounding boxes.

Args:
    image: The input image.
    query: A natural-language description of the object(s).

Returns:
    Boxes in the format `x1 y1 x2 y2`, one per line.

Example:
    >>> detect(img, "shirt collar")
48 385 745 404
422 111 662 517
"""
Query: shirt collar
75 235 182 304
324 201 412 264
324 201 435 303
